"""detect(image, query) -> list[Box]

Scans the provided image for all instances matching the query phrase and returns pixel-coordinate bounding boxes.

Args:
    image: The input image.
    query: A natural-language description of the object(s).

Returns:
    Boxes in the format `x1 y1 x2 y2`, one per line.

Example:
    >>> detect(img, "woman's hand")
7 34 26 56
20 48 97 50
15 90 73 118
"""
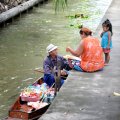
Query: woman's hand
66 47 71 52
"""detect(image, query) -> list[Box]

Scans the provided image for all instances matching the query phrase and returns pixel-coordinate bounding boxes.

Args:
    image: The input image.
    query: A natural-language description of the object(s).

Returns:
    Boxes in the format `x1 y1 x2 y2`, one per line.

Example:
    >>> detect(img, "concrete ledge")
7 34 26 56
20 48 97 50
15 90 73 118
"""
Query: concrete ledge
40 69 120 120
0 0 45 24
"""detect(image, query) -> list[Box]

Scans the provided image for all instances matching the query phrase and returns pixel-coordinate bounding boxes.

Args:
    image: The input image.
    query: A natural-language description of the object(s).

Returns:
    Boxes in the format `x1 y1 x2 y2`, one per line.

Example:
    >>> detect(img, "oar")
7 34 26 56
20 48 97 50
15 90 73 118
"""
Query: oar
34 68 68 79
34 68 44 73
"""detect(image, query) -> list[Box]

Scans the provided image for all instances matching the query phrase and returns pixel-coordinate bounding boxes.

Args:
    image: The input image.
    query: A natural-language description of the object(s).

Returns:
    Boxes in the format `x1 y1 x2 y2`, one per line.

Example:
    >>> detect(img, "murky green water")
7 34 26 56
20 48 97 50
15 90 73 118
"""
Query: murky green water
0 0 112 118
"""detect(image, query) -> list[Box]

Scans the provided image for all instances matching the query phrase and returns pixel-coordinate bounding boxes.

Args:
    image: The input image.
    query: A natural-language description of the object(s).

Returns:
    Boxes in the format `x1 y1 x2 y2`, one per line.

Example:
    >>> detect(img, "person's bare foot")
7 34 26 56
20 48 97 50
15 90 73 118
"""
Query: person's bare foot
104 63 109 66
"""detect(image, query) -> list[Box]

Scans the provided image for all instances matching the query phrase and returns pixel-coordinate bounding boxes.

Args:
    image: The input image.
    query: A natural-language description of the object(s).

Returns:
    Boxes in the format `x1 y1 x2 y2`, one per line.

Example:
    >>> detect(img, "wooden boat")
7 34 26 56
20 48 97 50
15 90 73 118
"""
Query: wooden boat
7 77 54 120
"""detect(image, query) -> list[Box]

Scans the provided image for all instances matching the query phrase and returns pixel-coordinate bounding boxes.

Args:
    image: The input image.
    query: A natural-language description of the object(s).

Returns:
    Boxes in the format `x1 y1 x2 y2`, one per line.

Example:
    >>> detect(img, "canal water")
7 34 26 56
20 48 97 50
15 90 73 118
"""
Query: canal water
0 0 112 118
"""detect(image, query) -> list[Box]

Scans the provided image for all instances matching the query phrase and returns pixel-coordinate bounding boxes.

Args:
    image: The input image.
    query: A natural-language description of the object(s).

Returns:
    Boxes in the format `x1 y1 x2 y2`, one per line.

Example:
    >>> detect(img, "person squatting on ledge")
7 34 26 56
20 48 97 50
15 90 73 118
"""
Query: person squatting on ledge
43 44 71 87
66 27 104 72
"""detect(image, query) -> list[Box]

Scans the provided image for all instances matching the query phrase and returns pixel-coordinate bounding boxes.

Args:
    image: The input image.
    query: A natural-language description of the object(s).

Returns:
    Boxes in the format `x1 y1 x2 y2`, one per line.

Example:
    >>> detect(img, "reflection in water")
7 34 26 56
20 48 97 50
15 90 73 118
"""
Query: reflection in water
0 0 112 118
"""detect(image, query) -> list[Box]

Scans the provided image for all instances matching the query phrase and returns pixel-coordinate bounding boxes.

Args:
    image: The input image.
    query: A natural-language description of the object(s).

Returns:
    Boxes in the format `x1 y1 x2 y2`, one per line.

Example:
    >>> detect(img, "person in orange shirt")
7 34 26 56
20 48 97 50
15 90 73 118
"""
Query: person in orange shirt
66 27 104 72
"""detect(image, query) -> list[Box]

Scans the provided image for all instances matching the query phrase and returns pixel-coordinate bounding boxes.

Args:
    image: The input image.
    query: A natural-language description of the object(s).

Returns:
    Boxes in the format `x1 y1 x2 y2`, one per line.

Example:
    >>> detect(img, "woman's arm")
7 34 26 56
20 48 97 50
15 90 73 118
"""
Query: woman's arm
66 40 84 57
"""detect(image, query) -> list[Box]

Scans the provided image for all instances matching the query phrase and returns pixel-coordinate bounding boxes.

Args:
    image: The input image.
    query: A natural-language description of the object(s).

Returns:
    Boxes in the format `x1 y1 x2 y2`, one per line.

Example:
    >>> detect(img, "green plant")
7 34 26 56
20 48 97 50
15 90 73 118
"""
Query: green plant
53 0 67 11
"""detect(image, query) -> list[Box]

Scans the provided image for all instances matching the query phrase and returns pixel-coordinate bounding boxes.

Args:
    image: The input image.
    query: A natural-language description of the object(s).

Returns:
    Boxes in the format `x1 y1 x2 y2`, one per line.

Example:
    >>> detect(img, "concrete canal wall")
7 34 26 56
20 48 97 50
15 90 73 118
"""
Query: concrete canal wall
0 0 48 25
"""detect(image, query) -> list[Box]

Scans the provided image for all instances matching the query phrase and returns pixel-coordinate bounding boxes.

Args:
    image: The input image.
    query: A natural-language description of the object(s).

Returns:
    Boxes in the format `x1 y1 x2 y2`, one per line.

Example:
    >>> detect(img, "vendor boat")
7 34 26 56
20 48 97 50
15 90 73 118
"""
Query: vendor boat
7 77 55 120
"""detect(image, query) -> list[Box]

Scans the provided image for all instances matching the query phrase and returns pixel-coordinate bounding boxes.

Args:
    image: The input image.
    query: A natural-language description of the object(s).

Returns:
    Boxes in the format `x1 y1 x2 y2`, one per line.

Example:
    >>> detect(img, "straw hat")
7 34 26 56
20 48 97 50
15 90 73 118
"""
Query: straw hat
46 44 58 53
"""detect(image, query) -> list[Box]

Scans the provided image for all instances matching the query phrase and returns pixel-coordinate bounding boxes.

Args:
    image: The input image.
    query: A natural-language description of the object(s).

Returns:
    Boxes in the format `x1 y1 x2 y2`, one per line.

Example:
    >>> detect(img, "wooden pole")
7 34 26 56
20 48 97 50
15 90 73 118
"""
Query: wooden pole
54 60 61 95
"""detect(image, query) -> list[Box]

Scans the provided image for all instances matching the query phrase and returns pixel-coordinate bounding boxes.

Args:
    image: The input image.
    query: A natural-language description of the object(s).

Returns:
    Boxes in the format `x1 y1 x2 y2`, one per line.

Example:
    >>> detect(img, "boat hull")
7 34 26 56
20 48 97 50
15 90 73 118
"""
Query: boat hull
8 77 50 120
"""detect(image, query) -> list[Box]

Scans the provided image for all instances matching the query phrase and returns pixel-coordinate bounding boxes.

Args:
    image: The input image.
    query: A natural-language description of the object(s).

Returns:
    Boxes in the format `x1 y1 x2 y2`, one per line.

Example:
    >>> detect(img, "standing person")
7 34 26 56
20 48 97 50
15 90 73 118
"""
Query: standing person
66 27 104 72
101 19 113 65
43 44 71 87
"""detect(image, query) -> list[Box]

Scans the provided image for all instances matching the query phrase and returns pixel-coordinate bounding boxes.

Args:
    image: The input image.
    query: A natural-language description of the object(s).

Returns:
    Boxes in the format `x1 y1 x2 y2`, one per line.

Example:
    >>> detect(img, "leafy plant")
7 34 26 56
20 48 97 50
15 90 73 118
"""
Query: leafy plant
53 0 68 11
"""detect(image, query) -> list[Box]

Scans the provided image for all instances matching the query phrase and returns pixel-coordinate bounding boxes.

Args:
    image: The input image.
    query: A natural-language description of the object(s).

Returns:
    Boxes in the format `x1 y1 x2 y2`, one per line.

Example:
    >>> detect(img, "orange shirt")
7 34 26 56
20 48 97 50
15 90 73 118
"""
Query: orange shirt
80 36 104 72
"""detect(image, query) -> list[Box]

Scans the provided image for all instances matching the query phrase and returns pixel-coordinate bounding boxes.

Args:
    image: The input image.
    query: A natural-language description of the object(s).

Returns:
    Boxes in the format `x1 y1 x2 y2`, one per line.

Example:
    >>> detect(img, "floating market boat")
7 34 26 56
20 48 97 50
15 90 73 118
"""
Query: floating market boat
7 77 55 120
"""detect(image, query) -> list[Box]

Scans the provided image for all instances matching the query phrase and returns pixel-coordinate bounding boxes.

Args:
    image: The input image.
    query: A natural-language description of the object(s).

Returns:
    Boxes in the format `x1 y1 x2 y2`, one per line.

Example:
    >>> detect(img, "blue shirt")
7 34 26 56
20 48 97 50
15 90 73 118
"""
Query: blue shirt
101 32 112 49
43 55 70 75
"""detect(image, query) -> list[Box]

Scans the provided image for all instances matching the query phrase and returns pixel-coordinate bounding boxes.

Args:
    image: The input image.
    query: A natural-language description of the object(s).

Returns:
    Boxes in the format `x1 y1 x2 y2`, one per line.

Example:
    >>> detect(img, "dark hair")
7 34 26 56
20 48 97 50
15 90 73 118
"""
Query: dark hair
102 19 113 36
80 27 92 36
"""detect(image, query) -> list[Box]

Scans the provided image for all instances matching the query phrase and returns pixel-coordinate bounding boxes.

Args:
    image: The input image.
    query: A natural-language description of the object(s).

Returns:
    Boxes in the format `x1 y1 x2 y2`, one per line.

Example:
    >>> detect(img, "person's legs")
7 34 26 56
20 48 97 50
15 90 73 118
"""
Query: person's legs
103 48 110 65
105 53 107 64
60 79 64 86
105 53 110 65
43 74 55 87
106 53 110 63
72 60 83 72
73 64 83 72
44 74 65 87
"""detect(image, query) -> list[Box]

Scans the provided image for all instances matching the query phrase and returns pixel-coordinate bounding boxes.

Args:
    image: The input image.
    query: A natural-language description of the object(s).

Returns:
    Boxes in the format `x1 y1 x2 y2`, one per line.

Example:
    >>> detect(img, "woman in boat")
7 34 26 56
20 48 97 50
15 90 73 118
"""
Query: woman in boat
66 27 104 72
43 44 71 87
